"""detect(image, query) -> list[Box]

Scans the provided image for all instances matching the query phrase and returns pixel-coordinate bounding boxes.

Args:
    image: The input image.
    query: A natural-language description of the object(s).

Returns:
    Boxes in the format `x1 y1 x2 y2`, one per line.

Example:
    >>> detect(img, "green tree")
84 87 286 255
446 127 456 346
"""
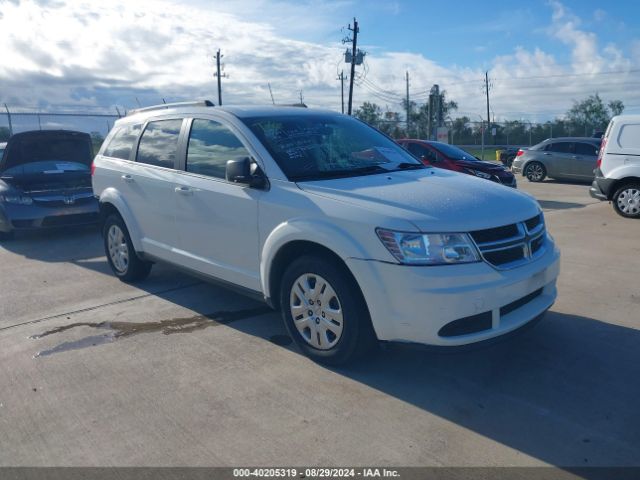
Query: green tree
566 93 624 130
354 102 383 128
608 99 624 117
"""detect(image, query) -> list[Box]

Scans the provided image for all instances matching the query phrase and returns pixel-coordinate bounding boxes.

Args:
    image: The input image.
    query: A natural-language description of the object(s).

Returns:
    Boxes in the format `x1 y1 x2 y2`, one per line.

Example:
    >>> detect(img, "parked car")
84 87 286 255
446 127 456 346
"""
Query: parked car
590 115 640 218
0 130 100 240
0 142 6 158
511 137 601 182
397 139 517 187
92 102 560 364
498 147 521 168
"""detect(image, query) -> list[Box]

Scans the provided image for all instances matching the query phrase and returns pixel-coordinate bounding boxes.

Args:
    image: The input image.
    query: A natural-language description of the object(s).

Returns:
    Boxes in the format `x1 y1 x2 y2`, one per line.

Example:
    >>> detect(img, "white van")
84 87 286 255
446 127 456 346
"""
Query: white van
590 115 640 218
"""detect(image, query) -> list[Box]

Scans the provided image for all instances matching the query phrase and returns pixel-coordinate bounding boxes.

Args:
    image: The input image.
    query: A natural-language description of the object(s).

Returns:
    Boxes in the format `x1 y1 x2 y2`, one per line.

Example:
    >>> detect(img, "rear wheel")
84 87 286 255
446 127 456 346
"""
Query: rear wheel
280 255 377 365
524 162 546 182
612 183 640 219
103 214 152 282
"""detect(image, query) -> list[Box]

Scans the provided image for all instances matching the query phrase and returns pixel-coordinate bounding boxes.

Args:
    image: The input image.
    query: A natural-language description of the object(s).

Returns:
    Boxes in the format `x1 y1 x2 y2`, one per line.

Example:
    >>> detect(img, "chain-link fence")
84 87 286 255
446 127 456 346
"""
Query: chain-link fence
0 106 122 151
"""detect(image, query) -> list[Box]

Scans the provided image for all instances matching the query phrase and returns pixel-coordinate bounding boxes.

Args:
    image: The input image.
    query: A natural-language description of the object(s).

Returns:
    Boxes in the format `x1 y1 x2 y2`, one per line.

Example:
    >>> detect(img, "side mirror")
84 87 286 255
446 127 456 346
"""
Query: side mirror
225 157 267 189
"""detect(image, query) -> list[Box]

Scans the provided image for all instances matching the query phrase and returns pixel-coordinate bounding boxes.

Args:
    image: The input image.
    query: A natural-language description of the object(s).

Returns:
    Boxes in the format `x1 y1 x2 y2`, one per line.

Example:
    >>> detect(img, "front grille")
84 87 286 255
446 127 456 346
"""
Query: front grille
41 213 99 227
470 213 546 269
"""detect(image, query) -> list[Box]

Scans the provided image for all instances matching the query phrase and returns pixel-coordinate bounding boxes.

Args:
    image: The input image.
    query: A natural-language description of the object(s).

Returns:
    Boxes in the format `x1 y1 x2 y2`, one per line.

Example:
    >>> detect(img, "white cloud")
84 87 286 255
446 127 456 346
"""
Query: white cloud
0 0 638 129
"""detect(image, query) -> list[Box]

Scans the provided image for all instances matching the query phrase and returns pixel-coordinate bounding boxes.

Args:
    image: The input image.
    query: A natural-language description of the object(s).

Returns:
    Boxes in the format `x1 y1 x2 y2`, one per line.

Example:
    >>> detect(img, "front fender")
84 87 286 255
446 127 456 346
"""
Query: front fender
99 187 144 253
260 218 372 300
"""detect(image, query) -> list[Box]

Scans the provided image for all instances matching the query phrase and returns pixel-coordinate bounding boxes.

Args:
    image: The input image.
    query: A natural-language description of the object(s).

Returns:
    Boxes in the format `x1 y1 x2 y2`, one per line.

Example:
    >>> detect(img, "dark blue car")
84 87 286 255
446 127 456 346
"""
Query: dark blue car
0 130 99 240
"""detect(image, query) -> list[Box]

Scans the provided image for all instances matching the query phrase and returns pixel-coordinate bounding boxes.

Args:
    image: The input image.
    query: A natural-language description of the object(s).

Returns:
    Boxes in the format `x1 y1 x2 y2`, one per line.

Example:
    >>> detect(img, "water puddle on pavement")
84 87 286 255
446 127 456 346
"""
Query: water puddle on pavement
30 306 273 358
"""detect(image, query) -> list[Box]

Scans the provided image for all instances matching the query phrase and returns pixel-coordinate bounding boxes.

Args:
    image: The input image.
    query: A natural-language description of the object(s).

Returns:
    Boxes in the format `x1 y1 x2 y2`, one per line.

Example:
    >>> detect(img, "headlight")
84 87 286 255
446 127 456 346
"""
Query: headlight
466 169 492 179
0 194 33 205
376 229 481 265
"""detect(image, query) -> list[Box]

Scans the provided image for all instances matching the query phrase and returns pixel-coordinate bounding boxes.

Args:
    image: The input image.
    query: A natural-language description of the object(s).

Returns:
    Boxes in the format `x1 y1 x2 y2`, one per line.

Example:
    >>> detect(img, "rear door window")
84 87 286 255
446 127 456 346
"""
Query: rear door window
136 119 183 169
575 142 599 156
546 142 574 154
103 124 141 160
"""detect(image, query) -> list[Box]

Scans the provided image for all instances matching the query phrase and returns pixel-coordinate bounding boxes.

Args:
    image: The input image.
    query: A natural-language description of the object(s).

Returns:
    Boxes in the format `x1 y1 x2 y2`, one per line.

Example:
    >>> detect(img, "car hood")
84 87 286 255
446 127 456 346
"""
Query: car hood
297 168 539 232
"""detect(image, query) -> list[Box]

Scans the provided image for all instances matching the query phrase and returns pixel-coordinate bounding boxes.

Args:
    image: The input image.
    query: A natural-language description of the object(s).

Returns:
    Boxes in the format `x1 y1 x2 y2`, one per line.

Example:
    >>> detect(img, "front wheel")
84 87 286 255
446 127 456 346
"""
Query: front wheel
280 255 377 365
612 183 640 219
524 162 546 182
103 214 152 282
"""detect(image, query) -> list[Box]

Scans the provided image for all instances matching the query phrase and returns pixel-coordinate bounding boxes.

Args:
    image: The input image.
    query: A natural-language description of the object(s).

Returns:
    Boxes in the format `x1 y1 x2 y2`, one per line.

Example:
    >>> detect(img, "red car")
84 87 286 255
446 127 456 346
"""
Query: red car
397 139 517 188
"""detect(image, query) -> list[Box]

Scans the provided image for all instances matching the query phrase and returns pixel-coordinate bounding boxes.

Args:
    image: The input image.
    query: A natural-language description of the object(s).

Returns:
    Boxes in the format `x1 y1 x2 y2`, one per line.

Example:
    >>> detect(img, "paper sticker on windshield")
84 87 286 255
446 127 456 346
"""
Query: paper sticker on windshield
55 163 84 171
373 146 407 164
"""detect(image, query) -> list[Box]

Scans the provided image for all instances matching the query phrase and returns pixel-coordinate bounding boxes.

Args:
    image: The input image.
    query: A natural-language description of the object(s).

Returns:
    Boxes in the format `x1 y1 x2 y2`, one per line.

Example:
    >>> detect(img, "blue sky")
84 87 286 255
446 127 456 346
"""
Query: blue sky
1 0 639 133
328 1 640 67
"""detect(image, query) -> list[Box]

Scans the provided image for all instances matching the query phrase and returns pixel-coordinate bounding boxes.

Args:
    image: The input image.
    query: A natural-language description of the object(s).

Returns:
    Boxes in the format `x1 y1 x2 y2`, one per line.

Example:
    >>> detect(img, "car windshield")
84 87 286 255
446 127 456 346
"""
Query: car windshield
241 114 425 181
430 142 479 161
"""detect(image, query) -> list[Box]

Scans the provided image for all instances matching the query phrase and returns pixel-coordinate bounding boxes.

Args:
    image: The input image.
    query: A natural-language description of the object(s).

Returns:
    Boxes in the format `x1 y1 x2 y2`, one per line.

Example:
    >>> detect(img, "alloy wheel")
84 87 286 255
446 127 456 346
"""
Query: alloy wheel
107 224 129 273
526 163 544 181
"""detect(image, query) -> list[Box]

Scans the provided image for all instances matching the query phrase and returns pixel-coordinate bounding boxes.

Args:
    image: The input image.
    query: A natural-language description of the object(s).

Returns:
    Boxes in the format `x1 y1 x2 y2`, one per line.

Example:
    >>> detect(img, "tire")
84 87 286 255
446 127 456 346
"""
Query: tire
279 255 377 365
0 230 14 241
612 183 640 219
524 162 546 182
103 214 152 282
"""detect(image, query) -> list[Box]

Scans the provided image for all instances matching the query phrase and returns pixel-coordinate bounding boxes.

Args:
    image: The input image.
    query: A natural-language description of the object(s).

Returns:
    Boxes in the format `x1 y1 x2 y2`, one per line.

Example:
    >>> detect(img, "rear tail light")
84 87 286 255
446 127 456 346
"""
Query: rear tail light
596 139 606 168
91 162 96 176
516 149 524 157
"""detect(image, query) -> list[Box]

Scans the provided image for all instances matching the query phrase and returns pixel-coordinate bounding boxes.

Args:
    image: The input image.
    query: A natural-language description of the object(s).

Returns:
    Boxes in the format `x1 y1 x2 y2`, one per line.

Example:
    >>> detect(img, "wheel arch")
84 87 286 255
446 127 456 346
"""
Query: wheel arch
98 188 144 252
609 176 640 200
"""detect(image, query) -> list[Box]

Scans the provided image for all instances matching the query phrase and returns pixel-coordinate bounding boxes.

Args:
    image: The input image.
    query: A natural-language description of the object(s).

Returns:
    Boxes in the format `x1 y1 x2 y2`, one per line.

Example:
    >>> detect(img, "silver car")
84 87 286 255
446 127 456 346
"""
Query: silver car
512 137 601 182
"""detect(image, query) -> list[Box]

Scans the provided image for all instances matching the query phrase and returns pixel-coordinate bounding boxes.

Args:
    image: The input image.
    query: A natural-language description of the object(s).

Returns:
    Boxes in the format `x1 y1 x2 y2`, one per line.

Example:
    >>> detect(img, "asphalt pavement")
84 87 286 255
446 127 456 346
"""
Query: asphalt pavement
0 179 638 467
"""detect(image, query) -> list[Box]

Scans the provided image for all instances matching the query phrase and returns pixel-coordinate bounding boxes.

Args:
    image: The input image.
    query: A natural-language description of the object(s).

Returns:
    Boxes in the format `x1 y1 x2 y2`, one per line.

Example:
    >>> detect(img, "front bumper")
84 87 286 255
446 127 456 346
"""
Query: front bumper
0 197 99 233
346 237 560 346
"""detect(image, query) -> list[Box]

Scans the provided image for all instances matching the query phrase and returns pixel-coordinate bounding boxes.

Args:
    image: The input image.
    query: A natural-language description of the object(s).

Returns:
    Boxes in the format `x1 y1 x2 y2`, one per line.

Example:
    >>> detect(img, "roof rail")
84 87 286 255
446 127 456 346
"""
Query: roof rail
275 103 308 108
127 100 215 116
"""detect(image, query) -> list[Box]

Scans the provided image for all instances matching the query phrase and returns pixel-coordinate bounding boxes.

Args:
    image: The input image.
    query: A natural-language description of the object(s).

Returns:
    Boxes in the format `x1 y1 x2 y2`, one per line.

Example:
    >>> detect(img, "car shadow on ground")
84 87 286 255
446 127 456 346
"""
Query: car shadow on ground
0 226 107 270
31 274 640 468
231 308 640 467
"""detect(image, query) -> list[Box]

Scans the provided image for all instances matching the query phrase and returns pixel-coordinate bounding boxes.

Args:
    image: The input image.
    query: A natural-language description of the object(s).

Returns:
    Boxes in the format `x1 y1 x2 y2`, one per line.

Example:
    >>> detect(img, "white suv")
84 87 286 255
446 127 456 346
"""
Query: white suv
590 115 640 218
92 101 560 364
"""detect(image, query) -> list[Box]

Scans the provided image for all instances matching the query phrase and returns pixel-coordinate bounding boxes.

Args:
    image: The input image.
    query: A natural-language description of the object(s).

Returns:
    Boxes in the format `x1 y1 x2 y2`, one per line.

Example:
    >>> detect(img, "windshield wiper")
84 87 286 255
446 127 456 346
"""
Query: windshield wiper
291 164 389 181
393 162 426 171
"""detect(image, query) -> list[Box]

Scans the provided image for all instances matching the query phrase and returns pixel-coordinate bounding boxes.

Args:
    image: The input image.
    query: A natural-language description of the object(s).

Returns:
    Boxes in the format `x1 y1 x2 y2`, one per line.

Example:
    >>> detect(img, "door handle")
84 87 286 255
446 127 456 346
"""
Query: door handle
121 174 134 183
543 153 551 156
572 156 579 159
174 186 193 196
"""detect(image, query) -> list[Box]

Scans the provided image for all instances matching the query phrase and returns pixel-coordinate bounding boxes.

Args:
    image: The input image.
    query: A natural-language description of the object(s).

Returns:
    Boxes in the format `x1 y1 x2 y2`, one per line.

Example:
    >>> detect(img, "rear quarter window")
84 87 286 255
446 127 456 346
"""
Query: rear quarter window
617 124 640 149
103 124 142 160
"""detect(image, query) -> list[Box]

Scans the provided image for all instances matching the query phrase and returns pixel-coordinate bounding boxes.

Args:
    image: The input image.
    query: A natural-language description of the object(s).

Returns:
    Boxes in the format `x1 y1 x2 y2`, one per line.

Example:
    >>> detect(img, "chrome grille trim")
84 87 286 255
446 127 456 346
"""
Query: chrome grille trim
470 213 547 270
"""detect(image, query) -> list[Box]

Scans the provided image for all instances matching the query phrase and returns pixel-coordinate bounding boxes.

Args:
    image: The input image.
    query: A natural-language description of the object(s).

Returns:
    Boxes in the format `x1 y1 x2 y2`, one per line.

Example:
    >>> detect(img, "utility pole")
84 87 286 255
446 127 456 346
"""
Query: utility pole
347 18 358 115
299 91 304 105
337 71 346 114
215 49 227 106
405 71 410 136
268 83 275 104
484 71 491 145
4 104 13 136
